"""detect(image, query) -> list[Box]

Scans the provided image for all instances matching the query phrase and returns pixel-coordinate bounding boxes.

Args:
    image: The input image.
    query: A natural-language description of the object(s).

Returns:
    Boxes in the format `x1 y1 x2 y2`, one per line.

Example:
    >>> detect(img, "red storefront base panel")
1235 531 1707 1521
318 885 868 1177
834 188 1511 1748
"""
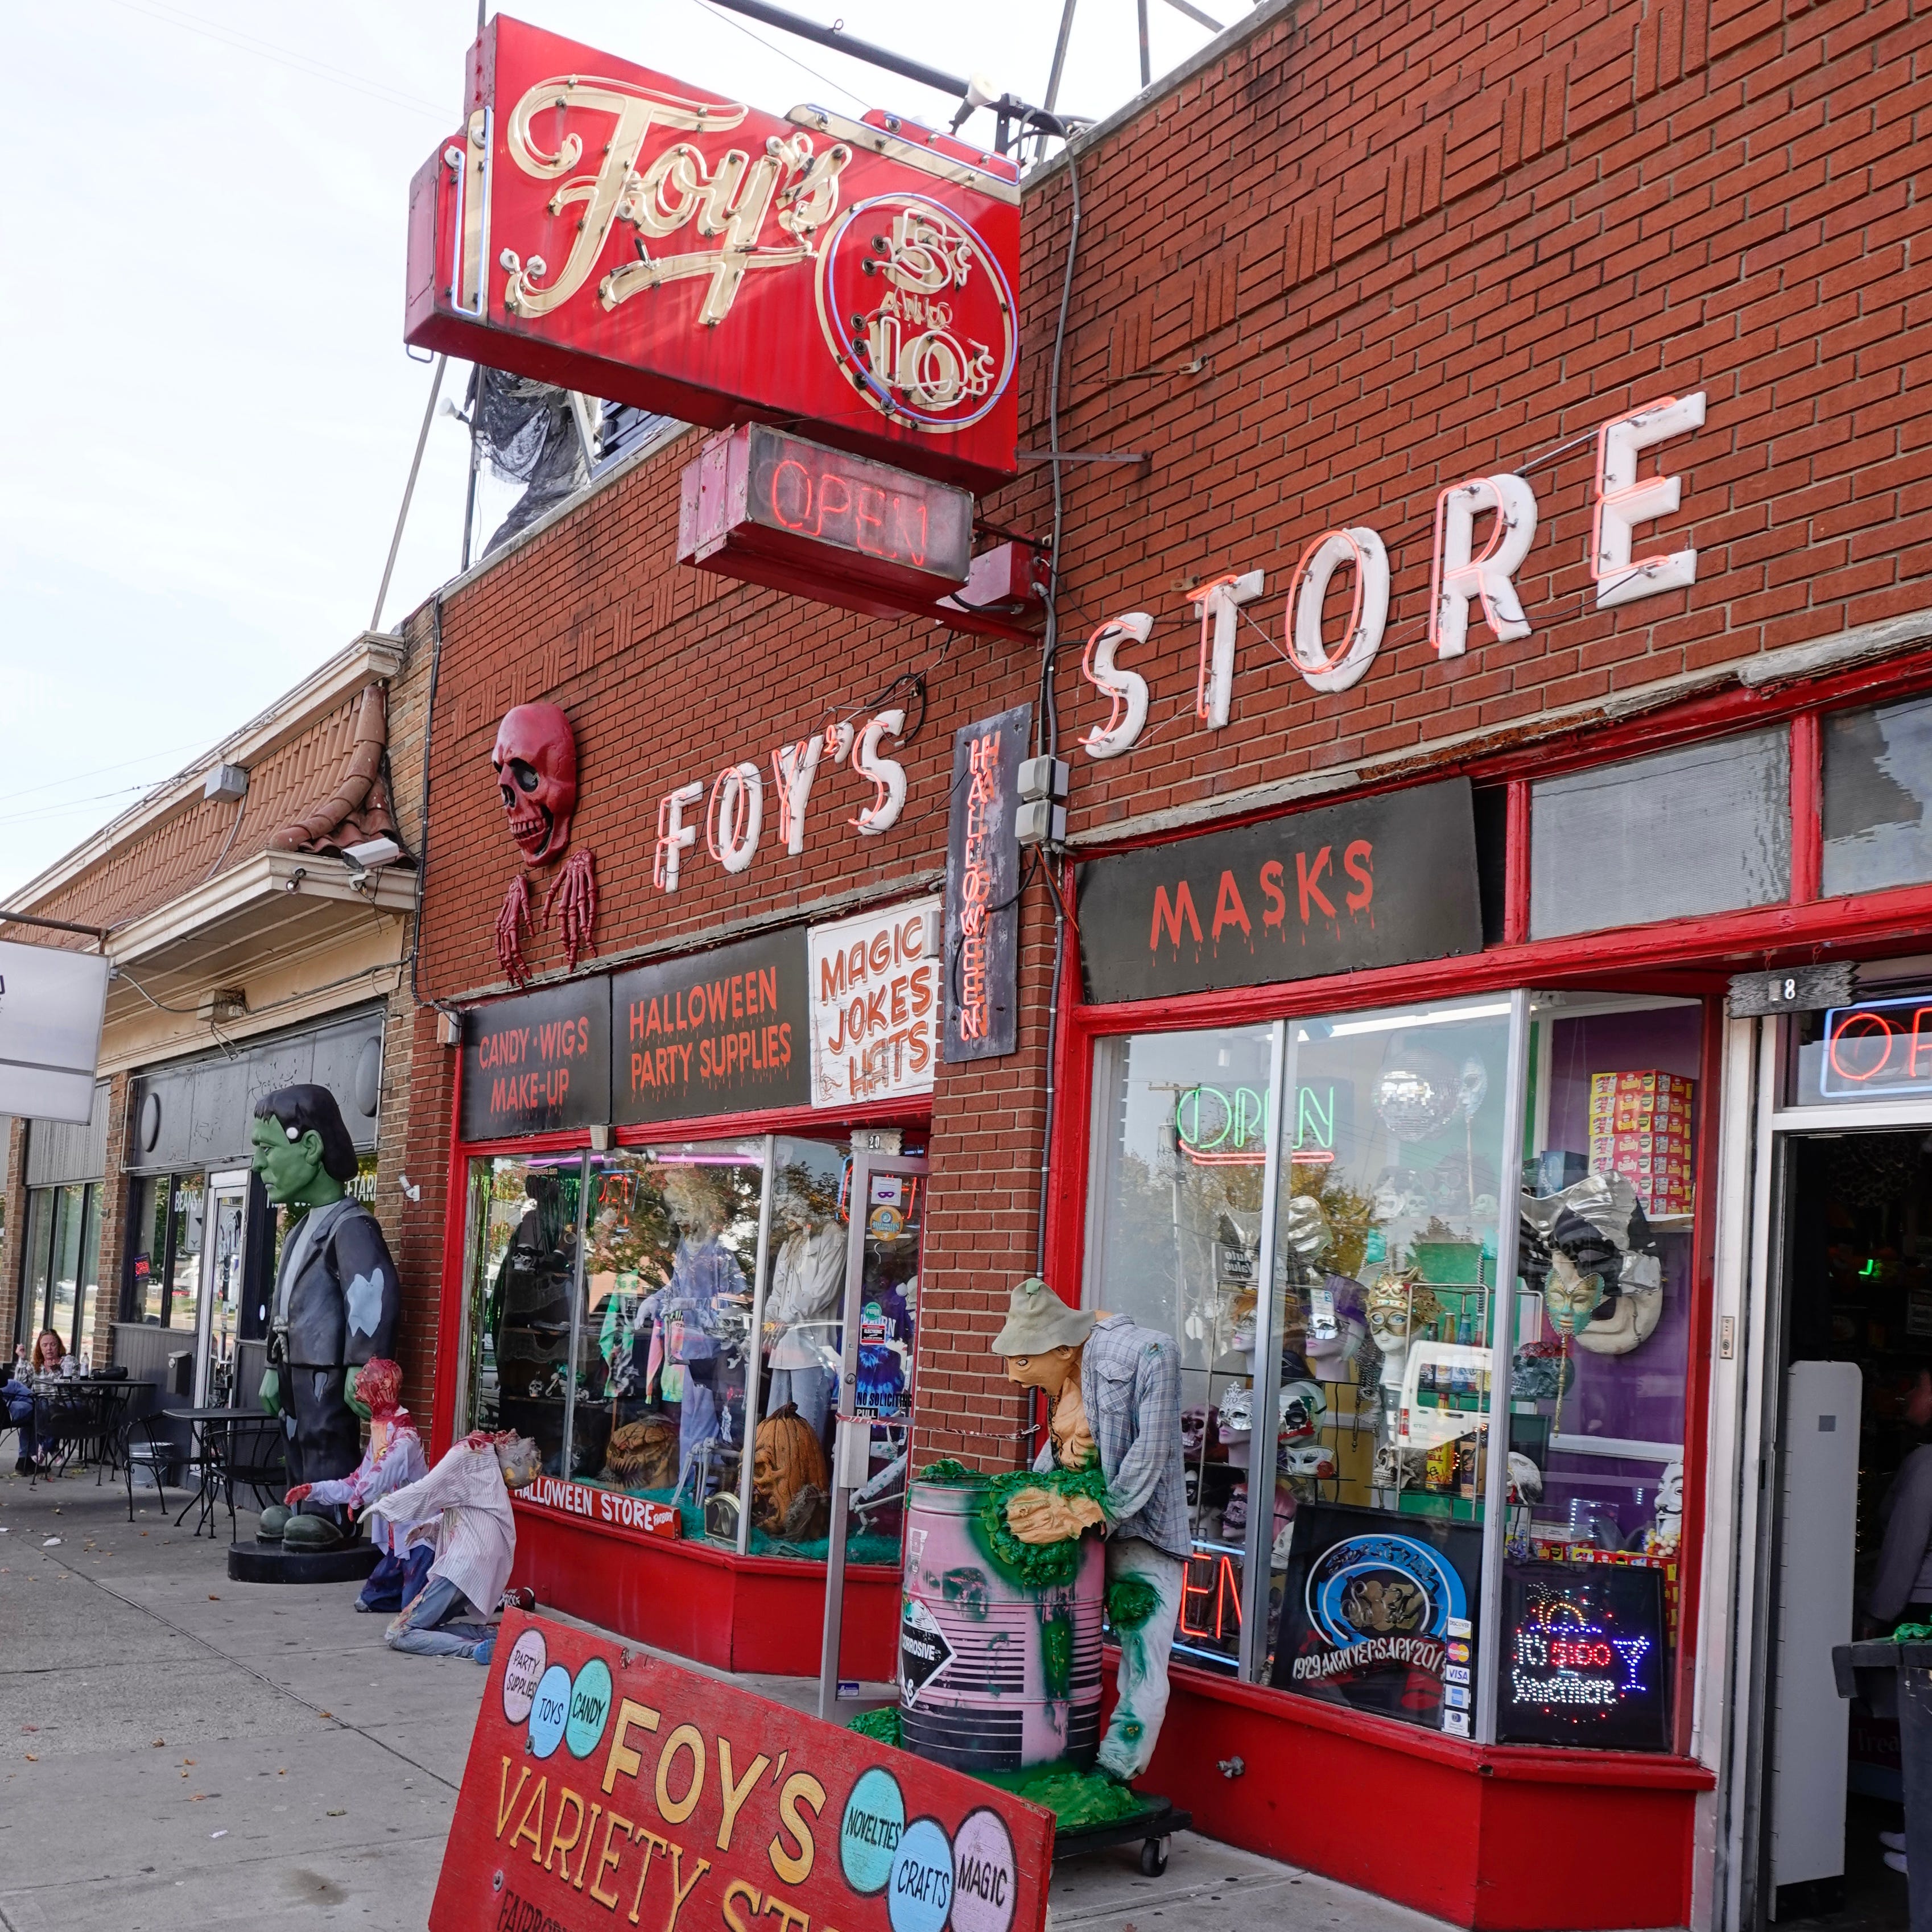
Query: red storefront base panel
1122 1656 1713 1931
507 1498 901 1679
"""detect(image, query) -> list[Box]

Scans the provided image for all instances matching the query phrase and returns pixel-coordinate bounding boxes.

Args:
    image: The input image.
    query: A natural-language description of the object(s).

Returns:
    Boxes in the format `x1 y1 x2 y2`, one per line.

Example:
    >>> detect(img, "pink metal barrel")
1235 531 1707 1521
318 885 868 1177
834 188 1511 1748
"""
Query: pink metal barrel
897 1477 1105 1773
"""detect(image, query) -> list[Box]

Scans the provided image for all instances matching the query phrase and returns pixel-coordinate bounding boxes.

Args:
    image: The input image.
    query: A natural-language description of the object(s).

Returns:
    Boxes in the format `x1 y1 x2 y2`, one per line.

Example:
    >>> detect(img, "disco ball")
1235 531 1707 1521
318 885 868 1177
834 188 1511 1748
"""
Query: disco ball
1374 1046 1461 1142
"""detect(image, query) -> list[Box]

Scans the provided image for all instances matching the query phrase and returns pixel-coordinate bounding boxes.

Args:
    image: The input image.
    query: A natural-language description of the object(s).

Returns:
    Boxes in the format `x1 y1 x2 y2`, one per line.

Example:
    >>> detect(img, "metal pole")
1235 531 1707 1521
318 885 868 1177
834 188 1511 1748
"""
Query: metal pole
736 1136 778 1556
1044 0 1079 111
1237 1018 1291 1681
818 1153 873 1719
460 366 482 574
1137 0 1151 89
706 0 973 96
1473 988 1532 1745
371 354 447 634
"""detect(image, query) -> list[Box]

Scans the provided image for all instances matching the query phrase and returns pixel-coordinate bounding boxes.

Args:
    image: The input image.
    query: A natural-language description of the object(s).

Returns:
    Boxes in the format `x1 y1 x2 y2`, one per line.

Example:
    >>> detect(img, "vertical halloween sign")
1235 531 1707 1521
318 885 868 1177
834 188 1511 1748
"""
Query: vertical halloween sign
433 1612 1052 1932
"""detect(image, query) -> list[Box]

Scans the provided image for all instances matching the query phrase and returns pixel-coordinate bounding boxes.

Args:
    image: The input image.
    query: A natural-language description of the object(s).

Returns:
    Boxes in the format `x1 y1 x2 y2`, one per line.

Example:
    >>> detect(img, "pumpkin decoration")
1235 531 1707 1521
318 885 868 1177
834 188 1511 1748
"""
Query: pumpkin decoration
752 1402 829 1531
604 1415 679 1491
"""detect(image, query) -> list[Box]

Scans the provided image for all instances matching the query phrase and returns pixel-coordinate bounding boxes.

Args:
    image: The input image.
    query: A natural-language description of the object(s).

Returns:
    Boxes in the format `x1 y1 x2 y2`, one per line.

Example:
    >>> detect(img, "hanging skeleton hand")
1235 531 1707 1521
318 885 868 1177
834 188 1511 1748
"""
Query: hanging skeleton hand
497 874 534 986
542 845 598 971
1004 1485 1108 1545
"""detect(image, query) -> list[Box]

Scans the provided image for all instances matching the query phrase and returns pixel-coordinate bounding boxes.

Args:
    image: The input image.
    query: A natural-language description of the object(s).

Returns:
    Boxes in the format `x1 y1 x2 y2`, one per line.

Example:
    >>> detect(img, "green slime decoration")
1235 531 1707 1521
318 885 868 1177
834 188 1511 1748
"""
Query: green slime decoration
1105 1574 1161 1633
1039 1608 1074 1700
974 1467 1113 1589
846 1706 902 1746
1896 1620 1932 1641
918 1459 986 1485
979 1765 1154 1828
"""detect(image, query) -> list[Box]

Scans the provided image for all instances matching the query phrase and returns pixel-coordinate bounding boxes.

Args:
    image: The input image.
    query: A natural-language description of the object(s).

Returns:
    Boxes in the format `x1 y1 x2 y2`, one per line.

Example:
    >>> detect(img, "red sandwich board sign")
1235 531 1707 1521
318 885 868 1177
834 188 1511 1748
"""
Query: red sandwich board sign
434 1611 1052 1932
406 16 1022 493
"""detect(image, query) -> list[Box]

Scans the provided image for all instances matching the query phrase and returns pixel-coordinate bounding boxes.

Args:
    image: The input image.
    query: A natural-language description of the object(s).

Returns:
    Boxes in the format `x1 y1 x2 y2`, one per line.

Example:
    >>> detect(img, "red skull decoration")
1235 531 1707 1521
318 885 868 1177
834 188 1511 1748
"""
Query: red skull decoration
491 703 597 985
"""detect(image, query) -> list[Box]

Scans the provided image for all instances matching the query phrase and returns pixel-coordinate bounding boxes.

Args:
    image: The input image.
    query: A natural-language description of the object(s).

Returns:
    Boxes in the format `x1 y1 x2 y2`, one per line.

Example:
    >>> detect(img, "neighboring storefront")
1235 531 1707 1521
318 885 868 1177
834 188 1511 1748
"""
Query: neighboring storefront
1 631 444 1417
394 0 1930 1922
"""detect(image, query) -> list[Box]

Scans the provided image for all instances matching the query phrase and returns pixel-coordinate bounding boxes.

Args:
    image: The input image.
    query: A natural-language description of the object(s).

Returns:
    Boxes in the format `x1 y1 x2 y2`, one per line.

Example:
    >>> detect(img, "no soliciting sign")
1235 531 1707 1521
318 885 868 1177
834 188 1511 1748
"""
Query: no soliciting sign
435 1610 1051 1932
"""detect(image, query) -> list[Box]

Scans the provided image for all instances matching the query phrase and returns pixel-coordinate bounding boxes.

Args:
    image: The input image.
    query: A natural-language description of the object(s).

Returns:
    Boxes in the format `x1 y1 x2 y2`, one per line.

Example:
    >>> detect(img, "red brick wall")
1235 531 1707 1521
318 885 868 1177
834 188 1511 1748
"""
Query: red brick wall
411 0 1932 1468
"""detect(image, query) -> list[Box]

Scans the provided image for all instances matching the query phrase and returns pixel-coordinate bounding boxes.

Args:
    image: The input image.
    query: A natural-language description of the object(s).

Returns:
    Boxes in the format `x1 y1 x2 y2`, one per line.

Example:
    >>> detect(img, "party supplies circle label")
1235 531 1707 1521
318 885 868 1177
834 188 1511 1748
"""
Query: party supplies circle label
500 1626 547 1725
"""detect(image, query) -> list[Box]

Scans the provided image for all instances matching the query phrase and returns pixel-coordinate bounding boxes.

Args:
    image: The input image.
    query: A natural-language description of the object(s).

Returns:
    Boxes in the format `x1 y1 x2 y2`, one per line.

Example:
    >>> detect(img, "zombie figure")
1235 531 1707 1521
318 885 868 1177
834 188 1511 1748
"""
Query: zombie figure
991 1277 1187 1784
493 701 597 984
251 1085 402 1550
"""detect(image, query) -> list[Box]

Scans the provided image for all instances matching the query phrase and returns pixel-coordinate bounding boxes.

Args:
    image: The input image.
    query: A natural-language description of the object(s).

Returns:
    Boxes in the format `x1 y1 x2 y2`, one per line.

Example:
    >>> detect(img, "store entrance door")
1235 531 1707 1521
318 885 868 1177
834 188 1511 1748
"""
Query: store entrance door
1755 1128 1932 1930
193 1170 249 1407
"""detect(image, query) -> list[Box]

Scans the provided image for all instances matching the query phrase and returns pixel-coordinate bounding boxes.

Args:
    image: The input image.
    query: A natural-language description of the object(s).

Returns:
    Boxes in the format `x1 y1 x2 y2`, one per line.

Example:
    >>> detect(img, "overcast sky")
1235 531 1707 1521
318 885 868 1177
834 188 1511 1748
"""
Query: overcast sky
0 0 1220 900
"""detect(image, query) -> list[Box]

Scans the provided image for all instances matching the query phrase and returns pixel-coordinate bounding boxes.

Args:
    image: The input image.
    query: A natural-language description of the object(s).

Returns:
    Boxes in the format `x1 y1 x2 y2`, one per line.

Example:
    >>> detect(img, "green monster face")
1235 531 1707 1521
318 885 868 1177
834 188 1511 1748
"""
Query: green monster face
249 1114 340 1208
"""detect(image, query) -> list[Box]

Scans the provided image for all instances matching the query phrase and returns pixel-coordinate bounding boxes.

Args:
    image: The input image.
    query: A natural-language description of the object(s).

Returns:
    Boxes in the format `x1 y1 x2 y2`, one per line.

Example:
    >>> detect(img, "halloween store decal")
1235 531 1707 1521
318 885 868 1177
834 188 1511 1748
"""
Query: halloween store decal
613 928 812 1125
1272 1502 1483 1735
433 1612 1052 1932
494 703 599 986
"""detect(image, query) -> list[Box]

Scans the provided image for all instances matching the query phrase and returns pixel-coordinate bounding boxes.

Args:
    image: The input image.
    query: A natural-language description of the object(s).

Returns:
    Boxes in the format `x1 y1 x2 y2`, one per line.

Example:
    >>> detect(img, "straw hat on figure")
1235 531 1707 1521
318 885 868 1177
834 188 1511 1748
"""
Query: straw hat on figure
991 1277 1187 1783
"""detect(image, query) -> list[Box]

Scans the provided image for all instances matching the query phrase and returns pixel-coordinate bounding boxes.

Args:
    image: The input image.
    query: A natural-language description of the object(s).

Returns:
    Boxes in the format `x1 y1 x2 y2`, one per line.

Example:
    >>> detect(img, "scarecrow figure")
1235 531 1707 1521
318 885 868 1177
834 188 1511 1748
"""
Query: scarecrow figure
991 1277 1187 1782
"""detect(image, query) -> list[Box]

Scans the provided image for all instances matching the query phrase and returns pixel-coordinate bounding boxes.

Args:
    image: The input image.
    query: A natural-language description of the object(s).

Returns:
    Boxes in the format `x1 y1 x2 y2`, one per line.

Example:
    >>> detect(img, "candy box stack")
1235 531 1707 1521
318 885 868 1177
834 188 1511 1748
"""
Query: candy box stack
1588 1071 1695 1217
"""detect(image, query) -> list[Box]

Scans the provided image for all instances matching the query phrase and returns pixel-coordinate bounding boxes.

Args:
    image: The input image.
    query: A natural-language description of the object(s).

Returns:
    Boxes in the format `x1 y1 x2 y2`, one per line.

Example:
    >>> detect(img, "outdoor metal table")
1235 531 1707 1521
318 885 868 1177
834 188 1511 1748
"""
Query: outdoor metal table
1835 1638 1932 1932
160 1406 285 1542
31 1378 135 1484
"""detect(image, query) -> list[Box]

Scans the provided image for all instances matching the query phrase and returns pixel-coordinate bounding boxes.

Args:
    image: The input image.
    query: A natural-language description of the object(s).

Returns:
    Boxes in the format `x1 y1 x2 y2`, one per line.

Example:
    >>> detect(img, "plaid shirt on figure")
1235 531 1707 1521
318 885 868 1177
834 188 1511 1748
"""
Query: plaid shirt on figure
1034 1314 1190 1562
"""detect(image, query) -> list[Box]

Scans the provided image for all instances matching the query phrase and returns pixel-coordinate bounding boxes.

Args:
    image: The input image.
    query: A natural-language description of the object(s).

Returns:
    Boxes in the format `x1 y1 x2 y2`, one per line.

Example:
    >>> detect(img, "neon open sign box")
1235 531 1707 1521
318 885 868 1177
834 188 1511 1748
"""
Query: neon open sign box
404 16 1021 493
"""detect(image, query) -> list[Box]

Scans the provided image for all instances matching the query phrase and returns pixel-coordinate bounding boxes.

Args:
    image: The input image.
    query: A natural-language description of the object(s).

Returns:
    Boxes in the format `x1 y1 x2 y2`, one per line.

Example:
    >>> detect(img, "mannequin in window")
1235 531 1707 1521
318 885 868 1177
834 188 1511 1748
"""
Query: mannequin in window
762 1168 846 1441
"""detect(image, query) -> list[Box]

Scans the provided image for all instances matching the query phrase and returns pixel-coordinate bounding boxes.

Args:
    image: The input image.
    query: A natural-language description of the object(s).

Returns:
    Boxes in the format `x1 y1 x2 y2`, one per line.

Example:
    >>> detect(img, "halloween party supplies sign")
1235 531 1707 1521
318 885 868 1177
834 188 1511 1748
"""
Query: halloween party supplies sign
435 1610 1051 1932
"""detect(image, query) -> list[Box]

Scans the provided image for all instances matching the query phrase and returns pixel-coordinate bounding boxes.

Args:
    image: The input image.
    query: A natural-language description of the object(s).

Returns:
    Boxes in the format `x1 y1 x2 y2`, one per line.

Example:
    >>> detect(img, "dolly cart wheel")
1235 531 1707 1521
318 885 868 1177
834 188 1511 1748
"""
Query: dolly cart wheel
1139 1836 1169 1877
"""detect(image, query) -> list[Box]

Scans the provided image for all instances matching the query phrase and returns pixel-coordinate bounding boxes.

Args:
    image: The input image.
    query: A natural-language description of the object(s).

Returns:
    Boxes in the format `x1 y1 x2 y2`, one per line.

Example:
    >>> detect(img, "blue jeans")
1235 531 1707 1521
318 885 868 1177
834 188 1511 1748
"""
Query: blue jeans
3 1381 34 1458
385 1575 495 1658
358 1543 433 1613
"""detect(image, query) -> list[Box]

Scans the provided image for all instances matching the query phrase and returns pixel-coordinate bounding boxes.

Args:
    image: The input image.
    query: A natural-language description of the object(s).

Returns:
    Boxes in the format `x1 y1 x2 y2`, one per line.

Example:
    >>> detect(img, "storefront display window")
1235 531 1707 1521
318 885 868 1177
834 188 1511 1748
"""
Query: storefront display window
1082 992 1698 1751
1529 728 1791 938
18 1182 105 1364
1822 693 1932 897
457 1135 920 1563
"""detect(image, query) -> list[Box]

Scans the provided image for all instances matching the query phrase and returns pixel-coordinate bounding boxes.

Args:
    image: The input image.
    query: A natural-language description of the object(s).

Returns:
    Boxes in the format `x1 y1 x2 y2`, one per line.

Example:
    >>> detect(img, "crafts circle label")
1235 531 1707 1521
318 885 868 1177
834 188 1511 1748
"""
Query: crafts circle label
500 1626 547 1726
886 1817 955 1932
840 1765 906 1894
527 1662 572 1760
565 1657 614 1758
949 1807 1018 1932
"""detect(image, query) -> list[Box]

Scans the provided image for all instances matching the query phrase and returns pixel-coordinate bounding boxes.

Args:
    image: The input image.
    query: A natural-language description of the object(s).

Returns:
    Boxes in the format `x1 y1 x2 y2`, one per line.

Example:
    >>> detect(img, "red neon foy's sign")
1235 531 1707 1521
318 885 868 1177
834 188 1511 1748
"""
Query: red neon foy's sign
406 16 1021 491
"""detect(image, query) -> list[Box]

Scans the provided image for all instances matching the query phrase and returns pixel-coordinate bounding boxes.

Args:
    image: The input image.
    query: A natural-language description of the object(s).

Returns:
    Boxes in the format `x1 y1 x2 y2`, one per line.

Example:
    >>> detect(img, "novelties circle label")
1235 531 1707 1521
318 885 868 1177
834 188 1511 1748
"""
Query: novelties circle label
499 1626 547 1726
815 195 1015 436
527 1662 572 1760
840 1765 906 1895
887 1816 955 1932
949 1807 1018 1932
565 1657 614 1758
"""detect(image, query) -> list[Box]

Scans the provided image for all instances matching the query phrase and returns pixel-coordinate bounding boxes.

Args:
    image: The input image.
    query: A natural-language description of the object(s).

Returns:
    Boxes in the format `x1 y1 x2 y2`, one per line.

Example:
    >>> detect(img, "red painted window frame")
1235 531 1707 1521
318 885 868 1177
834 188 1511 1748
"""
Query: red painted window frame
1042 648 1932 1772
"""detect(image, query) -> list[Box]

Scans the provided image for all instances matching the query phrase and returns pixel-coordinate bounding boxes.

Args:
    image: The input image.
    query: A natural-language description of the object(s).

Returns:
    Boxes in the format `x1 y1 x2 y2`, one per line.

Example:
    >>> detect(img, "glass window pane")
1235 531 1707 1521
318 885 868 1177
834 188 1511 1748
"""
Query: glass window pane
23 1189 54 1341
48 1186 84 1356
1262 998 1512 1733
1822 695 1932 896
1502 994 1699 1752
132 1178 168 1324
169 1175 205 1337
1529 729 1791 939
845 1152 919 1564
75 1185 103 1368
572 1143 762 1533
464 1155 583 1477
1083 1025 1276 1674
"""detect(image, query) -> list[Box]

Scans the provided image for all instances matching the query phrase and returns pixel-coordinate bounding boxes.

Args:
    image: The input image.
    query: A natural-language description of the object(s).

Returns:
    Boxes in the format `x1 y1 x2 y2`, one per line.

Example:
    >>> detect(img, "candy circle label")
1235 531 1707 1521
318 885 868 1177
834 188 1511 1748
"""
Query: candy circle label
840 1765 906 1894
949 1807 1018 1932
887 1816 955 1932
500 1626 548 1726
565 1657 614 1758
527 1662 572 1760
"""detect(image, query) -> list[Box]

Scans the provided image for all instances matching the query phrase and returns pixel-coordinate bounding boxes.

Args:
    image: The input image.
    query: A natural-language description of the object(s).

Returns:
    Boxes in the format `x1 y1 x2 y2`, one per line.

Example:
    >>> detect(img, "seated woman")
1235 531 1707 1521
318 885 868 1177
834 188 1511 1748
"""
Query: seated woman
4 1330 70 1473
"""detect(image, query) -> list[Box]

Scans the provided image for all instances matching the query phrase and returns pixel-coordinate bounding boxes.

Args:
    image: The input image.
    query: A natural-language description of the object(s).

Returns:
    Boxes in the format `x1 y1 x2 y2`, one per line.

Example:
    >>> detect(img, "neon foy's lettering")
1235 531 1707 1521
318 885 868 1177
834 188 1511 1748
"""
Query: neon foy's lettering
1080 393 1706 756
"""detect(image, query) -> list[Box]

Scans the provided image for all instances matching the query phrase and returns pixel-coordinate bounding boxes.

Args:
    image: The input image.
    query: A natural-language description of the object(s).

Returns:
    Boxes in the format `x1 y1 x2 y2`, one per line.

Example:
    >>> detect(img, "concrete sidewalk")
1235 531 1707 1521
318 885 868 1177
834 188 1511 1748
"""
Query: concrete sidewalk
0 1467 1450 1932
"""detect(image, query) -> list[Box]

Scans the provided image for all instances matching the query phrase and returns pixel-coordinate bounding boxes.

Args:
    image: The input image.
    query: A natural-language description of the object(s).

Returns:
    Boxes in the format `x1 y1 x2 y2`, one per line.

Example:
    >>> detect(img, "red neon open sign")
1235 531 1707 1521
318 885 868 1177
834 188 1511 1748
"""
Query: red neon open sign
679 423 973 618
1820 994 1932 1097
